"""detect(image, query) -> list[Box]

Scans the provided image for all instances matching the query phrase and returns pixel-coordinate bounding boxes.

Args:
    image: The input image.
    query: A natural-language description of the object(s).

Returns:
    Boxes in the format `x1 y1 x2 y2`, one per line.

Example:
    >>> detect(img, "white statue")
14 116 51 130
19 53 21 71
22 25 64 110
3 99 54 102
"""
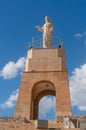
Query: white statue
36 16 53 48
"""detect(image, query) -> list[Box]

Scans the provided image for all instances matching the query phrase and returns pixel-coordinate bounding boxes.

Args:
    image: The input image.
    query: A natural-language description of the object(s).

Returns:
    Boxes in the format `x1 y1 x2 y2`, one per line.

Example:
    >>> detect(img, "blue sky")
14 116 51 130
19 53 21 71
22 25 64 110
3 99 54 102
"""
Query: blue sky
0 0 86 119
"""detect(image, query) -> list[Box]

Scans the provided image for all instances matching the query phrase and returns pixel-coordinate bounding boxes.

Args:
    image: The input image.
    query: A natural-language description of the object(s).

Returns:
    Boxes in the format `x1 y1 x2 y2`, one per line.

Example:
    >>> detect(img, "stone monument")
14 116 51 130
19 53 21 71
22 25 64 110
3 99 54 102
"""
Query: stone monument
15 16 71 120
0 16 84 130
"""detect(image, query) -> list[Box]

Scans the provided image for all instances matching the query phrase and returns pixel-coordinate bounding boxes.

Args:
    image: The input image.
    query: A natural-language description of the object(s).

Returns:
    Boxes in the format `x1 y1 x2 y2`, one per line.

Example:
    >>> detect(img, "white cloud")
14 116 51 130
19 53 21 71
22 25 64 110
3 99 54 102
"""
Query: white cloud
39 96 56 118
69 64 86 111
1 89 19 109
74 33 83 38
0 57 26 79
74 32 86 42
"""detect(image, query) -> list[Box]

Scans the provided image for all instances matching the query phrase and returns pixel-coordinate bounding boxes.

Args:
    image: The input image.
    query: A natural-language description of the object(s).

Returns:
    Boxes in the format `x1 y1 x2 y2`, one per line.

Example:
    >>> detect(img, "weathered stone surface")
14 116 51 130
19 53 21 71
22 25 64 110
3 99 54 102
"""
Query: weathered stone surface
25 48 66 71
0 121 80 130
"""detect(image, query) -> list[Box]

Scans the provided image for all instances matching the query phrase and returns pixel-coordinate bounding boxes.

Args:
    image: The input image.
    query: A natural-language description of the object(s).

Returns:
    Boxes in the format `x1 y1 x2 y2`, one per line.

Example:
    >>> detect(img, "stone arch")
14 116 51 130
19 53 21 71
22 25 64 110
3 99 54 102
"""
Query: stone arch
30 80 56 120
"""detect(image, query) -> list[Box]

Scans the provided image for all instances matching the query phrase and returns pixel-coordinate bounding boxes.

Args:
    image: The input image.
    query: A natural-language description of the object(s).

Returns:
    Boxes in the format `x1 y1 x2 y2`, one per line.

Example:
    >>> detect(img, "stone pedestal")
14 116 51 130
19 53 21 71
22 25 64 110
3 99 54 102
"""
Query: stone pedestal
15 48 71 120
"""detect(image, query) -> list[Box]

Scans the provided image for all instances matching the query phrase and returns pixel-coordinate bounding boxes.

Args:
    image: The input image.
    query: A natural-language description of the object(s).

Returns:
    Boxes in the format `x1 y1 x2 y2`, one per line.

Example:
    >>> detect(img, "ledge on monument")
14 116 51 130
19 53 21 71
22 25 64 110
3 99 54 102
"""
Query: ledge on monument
0 116 30 123
1 116 86 129
25 47 66 72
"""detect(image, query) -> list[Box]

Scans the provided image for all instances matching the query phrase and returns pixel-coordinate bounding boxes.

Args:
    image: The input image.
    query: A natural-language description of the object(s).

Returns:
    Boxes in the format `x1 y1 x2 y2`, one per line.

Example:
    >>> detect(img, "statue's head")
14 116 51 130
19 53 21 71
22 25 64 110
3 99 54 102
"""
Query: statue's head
45 16 50 22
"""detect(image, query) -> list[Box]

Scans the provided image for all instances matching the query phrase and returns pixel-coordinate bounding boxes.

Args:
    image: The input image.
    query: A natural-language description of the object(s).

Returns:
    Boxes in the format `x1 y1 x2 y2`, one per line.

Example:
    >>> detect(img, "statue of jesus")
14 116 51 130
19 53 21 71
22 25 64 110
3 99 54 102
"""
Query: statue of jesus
36 16 53 48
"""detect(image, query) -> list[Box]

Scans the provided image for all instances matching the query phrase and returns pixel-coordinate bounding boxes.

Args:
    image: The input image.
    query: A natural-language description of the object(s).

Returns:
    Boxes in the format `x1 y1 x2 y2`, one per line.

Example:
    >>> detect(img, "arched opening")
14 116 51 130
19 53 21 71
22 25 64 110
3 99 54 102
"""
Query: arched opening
38 95 56 120
31 80 56 120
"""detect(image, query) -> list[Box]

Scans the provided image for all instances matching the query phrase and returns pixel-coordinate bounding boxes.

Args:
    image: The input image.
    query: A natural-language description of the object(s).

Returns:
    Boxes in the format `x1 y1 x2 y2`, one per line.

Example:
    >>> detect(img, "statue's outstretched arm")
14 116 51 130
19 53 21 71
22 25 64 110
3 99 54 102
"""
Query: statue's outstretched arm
36 26 43 32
